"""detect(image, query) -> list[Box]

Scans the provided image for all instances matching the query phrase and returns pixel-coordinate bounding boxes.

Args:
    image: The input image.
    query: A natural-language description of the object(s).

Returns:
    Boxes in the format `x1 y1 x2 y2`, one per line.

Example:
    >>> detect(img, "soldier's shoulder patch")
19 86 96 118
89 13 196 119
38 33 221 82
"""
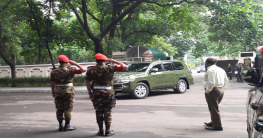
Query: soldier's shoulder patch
116 65 121 67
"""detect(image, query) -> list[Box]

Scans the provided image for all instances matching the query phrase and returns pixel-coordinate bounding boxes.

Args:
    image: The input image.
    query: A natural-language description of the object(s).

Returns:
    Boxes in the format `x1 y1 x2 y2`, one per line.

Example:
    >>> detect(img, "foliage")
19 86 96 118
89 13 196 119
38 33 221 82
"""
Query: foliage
206 0 263 56
143 36 177 57
185 51 204 68
2 0 263 68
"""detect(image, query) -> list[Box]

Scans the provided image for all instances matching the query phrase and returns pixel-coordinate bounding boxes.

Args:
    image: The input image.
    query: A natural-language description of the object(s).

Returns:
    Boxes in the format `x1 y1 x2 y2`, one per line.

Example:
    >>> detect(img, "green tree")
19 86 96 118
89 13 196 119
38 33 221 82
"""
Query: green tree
0 0 26 86
207 0 263 55
59 0 205 54
25 0 57 68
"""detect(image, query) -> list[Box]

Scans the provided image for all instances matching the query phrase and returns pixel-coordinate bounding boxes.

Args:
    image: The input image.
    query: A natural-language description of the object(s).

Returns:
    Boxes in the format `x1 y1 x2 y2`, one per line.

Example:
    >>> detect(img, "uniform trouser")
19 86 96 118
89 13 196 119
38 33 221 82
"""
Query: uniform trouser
92 91 116 126
205 87 224 127
228 73 232 80
55 93 75 121
236 74 241 82
96 108 112 126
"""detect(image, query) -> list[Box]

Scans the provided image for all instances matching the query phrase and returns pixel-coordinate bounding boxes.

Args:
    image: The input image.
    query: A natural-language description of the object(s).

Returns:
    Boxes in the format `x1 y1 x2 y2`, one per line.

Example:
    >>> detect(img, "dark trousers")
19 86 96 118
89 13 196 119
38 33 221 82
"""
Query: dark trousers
205 87 224 127
228 73 232 80
236 73 243 82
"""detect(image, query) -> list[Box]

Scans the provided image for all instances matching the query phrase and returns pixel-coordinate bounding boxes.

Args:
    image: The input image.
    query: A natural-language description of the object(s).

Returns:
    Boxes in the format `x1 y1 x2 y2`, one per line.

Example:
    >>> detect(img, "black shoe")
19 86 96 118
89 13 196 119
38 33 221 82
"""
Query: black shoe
64 125 76 131
204 122 213 127
205 126 223 131
105 130 115 136
59 123 64 131
97 129 104 136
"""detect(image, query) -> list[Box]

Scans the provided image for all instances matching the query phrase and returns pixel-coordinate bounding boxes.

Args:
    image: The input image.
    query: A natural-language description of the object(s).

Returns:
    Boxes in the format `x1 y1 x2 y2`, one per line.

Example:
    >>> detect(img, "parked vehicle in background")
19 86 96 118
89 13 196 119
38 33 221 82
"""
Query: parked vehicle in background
113 60 193 99
244 55 263 138
239 51 256 68
197 65 206 73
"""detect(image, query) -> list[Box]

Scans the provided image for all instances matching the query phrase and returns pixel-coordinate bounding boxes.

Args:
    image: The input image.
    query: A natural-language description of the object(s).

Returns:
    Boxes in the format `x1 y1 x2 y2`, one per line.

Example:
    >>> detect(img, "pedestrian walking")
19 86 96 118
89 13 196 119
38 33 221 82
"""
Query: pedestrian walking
85 53 127 136
238 63 244 83
227 63 232 80
203 58 229 131
234 63 241 82
50 55 87 131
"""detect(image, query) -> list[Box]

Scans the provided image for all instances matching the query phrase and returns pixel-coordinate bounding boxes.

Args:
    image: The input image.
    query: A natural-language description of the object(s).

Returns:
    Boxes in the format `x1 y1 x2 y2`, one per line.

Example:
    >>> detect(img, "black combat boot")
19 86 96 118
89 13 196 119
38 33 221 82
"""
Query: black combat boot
105 125 115 136
97 124 104 136
58 120 64 131
64 120 76 131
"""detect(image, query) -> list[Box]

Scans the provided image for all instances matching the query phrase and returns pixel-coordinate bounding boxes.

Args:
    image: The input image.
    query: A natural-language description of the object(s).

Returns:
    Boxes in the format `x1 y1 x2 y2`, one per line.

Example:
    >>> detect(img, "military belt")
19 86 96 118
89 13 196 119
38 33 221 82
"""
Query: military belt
93 86 112 90
56 83 73 86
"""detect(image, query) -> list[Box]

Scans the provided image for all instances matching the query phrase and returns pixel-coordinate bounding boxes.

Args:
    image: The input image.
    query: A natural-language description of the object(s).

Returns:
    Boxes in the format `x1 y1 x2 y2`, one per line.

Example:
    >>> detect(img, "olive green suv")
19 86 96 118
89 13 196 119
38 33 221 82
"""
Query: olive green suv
113 60 193 99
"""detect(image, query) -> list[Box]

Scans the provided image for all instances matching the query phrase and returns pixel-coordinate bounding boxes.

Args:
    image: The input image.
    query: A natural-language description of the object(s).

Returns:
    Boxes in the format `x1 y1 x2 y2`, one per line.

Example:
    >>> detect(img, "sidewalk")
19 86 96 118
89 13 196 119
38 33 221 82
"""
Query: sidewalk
0 86 87 93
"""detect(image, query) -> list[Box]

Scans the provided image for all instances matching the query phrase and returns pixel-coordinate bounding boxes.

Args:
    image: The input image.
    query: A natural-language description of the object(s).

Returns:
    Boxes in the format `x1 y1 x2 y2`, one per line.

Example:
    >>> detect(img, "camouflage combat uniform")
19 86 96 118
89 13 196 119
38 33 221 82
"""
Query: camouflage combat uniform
85 64 117 126
51 66 77 122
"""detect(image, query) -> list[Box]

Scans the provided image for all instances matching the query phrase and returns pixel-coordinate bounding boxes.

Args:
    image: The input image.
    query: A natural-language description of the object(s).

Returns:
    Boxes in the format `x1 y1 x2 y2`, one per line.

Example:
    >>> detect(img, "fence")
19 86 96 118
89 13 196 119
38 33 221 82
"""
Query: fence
0 57 95 66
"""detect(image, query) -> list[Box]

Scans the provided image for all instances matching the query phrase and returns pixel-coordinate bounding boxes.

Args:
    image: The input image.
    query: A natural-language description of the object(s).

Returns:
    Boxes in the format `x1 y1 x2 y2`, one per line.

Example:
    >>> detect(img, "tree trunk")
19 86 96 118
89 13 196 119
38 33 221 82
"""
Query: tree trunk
121 27 126 43
68 0 143 54
109 4 118 40
38 44 41 64
45 39 55 69
10 64 16 87
94 39 103 54
0 20 16 87
244 45 247 52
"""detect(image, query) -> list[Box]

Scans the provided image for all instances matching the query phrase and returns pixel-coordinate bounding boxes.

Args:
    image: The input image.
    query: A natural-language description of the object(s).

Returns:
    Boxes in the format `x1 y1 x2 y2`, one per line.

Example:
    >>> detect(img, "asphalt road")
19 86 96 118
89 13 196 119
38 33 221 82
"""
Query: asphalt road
0 71 251 138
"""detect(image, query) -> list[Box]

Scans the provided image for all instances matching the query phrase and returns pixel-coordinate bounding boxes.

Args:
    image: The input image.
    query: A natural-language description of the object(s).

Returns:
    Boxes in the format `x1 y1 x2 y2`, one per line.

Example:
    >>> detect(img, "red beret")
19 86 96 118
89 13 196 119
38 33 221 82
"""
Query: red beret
58 55 69 62
95 53 108 61
260 47 263 53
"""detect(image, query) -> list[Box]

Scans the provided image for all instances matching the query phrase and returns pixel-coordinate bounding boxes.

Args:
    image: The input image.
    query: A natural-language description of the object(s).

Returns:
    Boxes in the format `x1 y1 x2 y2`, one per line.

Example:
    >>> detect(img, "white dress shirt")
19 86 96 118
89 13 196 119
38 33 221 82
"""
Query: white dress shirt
203 65 229 93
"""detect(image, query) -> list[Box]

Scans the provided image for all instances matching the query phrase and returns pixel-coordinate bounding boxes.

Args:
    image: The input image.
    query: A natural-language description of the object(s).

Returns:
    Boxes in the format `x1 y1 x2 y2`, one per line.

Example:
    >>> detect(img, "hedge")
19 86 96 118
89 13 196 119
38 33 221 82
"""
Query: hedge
0 76 86 87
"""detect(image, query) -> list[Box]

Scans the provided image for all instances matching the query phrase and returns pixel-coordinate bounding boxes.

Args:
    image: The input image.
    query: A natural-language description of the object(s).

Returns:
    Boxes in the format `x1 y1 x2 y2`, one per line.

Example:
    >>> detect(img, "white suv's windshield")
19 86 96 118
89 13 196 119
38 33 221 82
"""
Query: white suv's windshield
122 63 150 72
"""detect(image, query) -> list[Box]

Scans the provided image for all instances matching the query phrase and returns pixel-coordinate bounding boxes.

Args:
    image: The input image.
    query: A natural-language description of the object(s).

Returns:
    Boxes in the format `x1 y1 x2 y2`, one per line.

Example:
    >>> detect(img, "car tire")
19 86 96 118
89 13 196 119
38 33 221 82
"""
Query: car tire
173 79 187 93
131 82 149 99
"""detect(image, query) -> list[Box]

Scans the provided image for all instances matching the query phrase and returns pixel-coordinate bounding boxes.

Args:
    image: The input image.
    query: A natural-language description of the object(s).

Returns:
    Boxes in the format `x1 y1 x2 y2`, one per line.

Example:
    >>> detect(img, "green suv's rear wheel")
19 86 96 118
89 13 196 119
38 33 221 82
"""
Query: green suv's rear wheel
174 79 187 93
131 82 149 99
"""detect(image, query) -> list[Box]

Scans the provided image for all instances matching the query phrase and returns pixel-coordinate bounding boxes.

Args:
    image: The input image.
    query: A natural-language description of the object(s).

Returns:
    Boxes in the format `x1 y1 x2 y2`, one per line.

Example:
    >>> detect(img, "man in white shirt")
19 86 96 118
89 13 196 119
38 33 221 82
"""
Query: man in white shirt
203 58 229 131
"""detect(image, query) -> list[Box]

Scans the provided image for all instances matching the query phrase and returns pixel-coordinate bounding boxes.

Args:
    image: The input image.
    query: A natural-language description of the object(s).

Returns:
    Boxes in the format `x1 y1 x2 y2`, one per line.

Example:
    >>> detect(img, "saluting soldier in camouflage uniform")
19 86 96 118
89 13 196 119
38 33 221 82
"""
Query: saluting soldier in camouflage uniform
51 55 87 131
86 53 127 136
